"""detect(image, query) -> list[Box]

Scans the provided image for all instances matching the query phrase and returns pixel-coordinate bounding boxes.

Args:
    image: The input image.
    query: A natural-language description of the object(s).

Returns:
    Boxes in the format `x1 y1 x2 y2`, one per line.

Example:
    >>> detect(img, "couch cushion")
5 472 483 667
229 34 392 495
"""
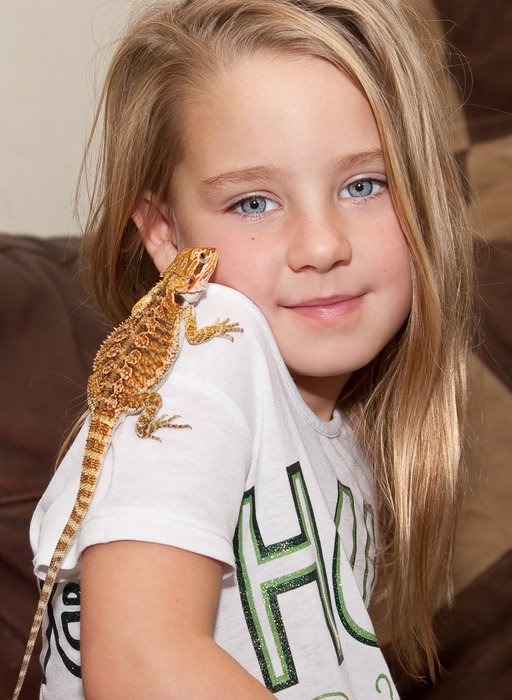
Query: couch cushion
0 234 109 699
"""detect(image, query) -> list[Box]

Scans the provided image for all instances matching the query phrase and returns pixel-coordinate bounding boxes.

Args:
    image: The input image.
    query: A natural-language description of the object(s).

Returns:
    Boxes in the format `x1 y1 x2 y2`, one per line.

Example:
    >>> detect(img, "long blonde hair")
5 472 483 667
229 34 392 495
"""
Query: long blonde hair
80 0 474 677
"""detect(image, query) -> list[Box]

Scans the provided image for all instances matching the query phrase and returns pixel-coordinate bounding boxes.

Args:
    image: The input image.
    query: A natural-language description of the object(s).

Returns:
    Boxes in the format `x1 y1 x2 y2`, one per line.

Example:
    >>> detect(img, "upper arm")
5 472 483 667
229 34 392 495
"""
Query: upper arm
80 540 224 699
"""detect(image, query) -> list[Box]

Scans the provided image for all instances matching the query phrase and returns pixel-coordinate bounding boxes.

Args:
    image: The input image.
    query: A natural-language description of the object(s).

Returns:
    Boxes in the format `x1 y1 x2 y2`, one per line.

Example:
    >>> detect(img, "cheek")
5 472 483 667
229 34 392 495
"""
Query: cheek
366 222 413 311
207 245 270 304
385 238 413 316
373 219 411 276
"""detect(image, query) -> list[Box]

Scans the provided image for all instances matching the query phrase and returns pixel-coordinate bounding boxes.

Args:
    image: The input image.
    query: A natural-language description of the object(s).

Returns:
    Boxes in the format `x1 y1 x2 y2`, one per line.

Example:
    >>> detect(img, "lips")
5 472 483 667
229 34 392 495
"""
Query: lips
283 294 364 320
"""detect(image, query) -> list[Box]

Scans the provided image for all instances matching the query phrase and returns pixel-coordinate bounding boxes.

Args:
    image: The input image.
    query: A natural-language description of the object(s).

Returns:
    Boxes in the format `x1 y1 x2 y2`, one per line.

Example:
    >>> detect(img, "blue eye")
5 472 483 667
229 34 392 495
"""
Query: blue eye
234 195 279 217
340 178 384 201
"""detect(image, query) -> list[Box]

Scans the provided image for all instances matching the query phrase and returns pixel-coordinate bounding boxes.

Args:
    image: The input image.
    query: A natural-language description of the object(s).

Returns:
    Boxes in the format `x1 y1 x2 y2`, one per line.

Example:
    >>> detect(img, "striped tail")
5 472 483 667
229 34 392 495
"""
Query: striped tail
12 412 116 700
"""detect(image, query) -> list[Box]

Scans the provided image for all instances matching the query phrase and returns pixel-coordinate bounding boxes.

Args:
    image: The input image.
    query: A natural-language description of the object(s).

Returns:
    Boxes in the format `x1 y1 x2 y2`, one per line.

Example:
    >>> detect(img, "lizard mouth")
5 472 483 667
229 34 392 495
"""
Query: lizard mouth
188 250 218 292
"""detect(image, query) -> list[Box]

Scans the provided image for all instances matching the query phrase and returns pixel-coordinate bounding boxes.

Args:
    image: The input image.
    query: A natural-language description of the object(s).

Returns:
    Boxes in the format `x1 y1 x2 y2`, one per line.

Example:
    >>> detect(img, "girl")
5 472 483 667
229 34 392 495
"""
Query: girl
30 0 473 698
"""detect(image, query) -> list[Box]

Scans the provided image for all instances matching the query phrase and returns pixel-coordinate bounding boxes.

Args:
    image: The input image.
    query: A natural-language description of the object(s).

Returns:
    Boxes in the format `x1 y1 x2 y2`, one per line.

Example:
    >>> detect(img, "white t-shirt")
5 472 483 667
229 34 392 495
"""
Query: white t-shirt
31 283 398 699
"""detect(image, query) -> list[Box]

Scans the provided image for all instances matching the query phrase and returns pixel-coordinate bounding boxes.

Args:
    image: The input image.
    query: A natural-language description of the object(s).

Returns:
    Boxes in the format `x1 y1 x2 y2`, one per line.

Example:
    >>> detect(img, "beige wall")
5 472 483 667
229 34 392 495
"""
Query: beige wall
0 1 133 237
0 1 465 240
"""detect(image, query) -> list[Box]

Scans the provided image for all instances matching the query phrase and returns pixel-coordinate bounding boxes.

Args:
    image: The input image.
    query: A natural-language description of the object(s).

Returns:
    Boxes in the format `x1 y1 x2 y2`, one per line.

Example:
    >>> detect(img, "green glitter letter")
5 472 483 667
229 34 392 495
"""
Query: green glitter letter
332 483 378 646
234 463 342 692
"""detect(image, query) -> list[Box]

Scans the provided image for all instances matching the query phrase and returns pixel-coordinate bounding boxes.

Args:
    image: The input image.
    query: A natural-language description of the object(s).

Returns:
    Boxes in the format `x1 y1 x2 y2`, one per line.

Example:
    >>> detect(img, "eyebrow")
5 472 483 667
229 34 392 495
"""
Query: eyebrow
333 148 385 172
201 165 283 191
200 148 385 192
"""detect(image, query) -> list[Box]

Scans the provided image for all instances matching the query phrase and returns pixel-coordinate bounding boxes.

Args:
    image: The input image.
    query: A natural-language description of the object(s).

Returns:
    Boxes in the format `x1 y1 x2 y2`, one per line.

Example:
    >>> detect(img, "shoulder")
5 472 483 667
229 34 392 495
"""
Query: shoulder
167 283 286 411
189 283 277 359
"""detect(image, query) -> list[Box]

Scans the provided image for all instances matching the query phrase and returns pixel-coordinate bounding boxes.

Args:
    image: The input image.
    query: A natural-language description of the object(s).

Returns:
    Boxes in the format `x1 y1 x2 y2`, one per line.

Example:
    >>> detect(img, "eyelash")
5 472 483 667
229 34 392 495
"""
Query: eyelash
229 194 279 220
339 177 387 204
229 177 387 219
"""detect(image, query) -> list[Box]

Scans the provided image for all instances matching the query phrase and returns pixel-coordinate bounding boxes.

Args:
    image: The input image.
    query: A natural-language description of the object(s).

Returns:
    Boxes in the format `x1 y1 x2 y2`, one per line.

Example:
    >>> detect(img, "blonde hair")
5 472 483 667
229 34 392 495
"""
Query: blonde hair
80 0 474 678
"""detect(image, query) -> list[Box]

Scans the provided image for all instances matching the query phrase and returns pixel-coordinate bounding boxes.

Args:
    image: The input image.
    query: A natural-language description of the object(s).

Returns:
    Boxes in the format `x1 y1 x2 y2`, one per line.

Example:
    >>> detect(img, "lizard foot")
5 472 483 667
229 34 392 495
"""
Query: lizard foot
136 414 192 440
211 318 244 342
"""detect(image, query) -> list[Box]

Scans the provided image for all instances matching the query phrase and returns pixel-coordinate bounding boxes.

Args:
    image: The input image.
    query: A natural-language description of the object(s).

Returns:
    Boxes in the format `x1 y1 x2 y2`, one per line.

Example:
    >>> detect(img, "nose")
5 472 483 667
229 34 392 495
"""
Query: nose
286 206 352 273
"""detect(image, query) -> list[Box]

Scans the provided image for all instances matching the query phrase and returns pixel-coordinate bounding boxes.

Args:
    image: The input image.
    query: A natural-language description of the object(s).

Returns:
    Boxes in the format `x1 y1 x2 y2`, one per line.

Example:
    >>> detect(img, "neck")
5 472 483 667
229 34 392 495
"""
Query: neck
290 373 350 421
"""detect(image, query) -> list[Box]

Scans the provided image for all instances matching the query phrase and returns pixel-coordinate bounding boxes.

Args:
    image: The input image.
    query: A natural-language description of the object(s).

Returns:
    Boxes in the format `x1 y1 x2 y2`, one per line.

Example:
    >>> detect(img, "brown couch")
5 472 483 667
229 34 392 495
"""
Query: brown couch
0 234 109 699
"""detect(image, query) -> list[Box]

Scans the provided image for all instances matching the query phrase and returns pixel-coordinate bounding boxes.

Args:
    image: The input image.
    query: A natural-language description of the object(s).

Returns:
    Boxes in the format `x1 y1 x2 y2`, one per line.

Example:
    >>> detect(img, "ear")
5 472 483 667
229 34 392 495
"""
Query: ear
132 194 178 273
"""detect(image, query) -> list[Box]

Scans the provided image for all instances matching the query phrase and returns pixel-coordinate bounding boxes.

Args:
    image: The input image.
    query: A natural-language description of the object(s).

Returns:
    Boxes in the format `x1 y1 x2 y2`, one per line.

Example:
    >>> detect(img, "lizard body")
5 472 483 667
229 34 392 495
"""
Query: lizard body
12 246 242 699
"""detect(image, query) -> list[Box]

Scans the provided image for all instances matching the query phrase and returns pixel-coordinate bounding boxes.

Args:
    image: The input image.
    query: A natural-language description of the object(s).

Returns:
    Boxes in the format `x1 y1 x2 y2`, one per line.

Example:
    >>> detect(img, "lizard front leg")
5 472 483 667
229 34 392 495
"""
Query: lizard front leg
184 305 243 344
132 391 191 439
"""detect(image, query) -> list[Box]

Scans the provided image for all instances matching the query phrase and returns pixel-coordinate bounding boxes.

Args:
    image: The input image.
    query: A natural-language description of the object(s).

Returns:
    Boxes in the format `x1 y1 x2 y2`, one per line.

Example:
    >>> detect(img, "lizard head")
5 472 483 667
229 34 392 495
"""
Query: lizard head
163 246 218 301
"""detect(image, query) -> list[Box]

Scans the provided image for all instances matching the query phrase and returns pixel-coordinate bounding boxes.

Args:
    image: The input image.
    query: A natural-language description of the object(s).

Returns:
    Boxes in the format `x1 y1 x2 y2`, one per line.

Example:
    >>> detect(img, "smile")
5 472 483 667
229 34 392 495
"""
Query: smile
283 294 365 321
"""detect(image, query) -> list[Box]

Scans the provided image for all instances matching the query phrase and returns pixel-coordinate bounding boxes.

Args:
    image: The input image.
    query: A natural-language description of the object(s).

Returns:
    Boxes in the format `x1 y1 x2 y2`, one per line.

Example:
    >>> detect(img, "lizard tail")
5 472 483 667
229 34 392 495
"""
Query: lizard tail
12 413 115 700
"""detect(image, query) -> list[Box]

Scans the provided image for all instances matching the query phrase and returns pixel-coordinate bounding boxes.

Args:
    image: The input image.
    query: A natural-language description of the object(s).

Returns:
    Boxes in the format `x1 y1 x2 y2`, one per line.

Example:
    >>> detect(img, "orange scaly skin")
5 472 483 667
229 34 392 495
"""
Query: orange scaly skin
12 246 242 700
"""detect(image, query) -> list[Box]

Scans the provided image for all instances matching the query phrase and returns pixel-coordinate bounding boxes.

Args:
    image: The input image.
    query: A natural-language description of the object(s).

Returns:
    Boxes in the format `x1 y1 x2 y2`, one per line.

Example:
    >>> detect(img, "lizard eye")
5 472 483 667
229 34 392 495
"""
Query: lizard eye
198 252 206 262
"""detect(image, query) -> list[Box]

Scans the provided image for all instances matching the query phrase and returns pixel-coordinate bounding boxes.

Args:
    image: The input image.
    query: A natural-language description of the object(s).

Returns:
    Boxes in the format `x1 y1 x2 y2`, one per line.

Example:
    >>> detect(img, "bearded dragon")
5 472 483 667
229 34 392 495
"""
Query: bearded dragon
12 246 242 700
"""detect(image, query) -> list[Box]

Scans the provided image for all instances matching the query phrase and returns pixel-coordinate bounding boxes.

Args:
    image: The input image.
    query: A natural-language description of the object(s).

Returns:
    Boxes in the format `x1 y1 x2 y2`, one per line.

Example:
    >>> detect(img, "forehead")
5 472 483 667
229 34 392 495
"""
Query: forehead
177 51 381 171
183 50 366 117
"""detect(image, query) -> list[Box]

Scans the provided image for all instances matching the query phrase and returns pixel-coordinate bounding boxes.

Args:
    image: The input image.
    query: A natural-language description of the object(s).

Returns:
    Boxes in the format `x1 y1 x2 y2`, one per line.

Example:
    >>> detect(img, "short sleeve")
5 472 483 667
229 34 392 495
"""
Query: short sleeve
31 374 252 578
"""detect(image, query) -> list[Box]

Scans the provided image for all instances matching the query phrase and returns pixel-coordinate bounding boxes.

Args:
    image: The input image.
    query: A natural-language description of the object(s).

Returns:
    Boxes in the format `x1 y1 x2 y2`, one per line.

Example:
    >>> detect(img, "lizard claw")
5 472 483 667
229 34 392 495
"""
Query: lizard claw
213 318 244 341
136 414 192 439
157 414 192 431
